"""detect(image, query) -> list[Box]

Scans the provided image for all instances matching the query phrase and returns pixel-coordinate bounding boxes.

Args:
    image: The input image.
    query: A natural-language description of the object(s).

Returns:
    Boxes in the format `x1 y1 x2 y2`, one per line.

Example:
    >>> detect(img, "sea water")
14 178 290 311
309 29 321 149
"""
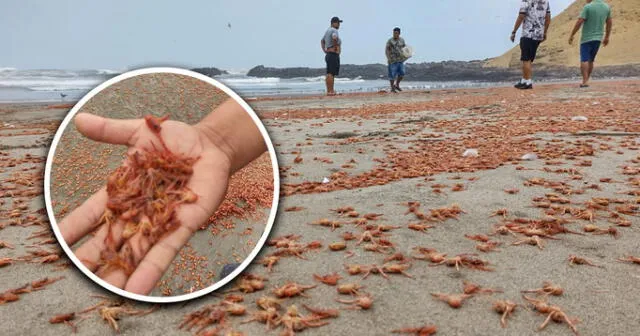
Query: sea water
0 68 500 103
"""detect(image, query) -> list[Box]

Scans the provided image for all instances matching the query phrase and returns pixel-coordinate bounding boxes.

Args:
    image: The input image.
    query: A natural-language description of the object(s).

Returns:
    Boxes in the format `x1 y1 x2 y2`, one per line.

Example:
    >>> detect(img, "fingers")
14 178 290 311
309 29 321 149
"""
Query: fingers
73 218 126 272
124 225 194 295
74 113 142 146
58 187 108 246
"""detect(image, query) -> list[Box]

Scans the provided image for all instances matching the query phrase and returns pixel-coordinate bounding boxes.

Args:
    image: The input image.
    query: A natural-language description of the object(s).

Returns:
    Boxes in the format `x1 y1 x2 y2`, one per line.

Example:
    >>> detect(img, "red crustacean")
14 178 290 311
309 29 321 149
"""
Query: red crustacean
313 272 342 286
272 282 317 298
95 115 200 276
392 325 437 335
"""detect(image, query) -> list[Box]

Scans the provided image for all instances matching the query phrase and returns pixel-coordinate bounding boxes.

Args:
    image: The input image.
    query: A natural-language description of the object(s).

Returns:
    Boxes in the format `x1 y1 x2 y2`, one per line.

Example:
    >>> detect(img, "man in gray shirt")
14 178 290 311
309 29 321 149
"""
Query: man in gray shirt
386 27 407 93
321 16 342 96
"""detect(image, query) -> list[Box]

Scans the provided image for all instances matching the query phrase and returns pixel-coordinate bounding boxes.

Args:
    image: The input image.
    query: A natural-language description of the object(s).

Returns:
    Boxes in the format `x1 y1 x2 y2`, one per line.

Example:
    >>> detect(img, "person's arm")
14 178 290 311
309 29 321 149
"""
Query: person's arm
385 41 392 63
332 33 340 54
570 6 588 45
543 11 551 42
321 39 326 53
511 14 525 42
511 0 529 42
603 16 612 46
194 99 267 174
569 18 585 45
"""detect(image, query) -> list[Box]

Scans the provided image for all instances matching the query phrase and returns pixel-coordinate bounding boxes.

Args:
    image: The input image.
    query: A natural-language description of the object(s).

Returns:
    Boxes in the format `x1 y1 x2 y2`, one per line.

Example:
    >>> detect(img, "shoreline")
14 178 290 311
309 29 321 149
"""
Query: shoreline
3 76 638 105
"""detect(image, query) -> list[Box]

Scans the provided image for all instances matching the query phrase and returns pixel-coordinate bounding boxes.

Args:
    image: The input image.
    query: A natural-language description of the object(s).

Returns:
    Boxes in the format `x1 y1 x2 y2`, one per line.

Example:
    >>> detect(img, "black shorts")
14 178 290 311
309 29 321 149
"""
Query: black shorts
325 52 340 76
520 37 542 62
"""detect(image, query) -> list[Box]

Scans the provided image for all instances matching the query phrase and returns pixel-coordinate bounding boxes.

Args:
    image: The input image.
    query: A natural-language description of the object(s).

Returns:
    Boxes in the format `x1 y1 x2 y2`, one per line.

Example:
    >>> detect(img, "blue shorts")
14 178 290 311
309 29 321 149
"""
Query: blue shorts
388 62 405 80
580 41 601 62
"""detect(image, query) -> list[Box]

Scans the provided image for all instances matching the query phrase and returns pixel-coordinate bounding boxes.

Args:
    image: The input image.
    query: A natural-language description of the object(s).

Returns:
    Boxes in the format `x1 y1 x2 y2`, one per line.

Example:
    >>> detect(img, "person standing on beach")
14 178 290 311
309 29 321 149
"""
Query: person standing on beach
321 16 342 96
568 0 612 88
510 0 551 90
386 27 407 93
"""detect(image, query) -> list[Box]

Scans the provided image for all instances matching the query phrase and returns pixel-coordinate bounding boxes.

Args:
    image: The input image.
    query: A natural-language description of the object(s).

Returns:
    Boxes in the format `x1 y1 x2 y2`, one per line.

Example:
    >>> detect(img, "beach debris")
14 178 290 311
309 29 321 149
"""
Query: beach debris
313 272 342 286
336 293 373 310
521 281 564 296
521 153 538 161
568 254 603 268
511 235 545 250
462 149 478 157
429 253 493 272
337 283 364 295
493 300 518 328
259 256 279 273
272 282 316 298
431 293 473 308
617 256 640 265
240 307 280 330
392 325 438 335
523 295 579 335
462 280 502 295
276 305 331 334
322 177 330 184
571 116 588 121
329 242 347 251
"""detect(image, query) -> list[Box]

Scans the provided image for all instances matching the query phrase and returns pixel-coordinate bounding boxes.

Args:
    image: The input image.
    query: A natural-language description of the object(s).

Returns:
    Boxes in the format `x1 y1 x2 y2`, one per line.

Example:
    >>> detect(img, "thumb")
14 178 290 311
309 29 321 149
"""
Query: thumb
74 113 142 146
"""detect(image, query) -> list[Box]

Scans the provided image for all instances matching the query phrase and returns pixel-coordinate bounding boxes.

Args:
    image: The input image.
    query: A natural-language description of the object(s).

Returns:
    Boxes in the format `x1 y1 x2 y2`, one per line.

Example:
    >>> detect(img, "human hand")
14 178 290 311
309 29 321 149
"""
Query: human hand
603 37 609 46
510 32 516 43
542 33 547 43
568 36 574 45
59 112 232 295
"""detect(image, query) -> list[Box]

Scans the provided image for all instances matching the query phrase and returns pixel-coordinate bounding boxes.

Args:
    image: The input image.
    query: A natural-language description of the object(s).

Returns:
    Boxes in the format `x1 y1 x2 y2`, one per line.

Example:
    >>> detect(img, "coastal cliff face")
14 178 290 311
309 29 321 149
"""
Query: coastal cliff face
246 62 640 82
487 0 640 67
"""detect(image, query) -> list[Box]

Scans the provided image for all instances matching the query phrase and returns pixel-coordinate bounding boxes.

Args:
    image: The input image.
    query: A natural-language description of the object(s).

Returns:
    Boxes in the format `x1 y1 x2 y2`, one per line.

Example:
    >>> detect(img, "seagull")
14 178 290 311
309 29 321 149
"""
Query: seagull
60 93 67 101
227 23 231 29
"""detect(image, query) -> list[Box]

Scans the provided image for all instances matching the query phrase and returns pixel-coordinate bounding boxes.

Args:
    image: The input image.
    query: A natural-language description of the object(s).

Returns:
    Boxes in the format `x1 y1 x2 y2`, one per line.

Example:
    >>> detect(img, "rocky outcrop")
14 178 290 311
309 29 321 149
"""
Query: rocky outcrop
246 62 640 82
190 67 228 77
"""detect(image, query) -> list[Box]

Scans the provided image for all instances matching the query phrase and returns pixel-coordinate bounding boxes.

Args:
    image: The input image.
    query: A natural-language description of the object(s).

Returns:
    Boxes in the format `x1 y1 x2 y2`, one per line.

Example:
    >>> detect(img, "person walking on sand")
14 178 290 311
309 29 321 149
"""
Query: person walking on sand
321 16 342 96
386 27 408 93
568 0 612 88
510 0 551 90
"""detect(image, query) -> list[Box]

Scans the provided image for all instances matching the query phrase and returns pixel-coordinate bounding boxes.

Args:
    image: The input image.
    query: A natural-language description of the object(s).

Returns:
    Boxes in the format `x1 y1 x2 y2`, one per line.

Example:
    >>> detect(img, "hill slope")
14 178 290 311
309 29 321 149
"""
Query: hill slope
487 0 640 67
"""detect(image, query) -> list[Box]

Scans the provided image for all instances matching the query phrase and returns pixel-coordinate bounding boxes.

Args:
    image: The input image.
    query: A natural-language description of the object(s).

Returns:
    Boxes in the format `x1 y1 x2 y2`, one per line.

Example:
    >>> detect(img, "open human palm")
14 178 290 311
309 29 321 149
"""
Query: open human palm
59 112 232 295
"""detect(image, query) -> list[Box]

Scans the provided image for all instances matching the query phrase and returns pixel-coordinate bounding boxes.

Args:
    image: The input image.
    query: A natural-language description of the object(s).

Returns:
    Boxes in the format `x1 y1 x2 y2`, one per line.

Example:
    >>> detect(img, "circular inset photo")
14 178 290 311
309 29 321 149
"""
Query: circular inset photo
44 68 279 303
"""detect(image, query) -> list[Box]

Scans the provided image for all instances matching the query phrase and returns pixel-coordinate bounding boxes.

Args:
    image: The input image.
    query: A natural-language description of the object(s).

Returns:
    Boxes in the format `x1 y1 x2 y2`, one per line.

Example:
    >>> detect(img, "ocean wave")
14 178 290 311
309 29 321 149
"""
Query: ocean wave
0 78 102 91
218 77 280 85
0 67 17 72
96 69 120 75
301 76 364 83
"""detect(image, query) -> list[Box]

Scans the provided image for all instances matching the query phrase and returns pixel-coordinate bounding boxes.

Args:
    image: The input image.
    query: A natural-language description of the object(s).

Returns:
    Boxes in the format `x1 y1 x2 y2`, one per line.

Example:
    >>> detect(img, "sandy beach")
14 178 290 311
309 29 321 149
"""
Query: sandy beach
1 79 640 335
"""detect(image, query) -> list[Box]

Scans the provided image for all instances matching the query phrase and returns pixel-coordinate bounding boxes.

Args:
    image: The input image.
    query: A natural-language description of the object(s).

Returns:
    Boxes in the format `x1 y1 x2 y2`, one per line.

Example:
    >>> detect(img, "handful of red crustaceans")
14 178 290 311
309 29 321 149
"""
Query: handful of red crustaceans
93 114 200 276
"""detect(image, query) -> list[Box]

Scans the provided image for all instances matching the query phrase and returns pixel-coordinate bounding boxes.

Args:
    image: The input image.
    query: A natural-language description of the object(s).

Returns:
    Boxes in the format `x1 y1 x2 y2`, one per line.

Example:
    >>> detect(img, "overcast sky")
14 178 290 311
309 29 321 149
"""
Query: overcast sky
1 0 575 71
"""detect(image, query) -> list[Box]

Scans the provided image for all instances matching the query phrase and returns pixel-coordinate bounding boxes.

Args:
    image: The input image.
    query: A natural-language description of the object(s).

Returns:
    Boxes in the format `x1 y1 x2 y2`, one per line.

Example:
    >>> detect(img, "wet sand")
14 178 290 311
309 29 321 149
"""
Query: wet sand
1 80 640 335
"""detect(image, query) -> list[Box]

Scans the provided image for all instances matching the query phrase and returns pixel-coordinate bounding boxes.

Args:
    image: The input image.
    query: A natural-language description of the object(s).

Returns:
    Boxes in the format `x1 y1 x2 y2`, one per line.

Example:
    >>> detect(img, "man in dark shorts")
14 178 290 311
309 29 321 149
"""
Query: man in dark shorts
510 0 551 90
321 16 342 96
569 0 612 88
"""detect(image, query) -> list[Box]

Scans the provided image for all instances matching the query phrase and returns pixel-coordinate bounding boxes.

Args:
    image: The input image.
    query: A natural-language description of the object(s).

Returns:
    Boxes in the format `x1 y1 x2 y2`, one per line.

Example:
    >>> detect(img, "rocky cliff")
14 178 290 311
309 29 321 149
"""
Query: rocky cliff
246 62 640 82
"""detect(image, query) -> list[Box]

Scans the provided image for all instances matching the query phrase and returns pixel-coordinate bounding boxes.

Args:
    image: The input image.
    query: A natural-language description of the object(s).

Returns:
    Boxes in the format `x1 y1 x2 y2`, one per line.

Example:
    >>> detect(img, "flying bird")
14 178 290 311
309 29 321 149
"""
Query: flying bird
227 23 231 29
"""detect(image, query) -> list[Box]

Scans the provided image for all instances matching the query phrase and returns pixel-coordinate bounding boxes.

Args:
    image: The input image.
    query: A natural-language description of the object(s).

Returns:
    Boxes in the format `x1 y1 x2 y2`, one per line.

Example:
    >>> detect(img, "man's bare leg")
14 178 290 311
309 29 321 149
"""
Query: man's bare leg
523 61 533 80
395 76 403 91
580 62 591 86
326 74 335 95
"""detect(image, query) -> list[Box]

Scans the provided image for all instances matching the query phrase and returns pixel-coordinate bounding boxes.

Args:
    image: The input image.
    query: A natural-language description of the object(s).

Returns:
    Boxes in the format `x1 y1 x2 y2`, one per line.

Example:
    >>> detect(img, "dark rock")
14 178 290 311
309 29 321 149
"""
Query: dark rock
191 67 228 77
220 263 241 279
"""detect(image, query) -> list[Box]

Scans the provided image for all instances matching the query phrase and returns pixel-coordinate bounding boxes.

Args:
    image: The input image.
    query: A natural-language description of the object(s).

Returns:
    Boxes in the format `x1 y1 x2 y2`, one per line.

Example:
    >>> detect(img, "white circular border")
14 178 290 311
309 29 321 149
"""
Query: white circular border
44 67 281 303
